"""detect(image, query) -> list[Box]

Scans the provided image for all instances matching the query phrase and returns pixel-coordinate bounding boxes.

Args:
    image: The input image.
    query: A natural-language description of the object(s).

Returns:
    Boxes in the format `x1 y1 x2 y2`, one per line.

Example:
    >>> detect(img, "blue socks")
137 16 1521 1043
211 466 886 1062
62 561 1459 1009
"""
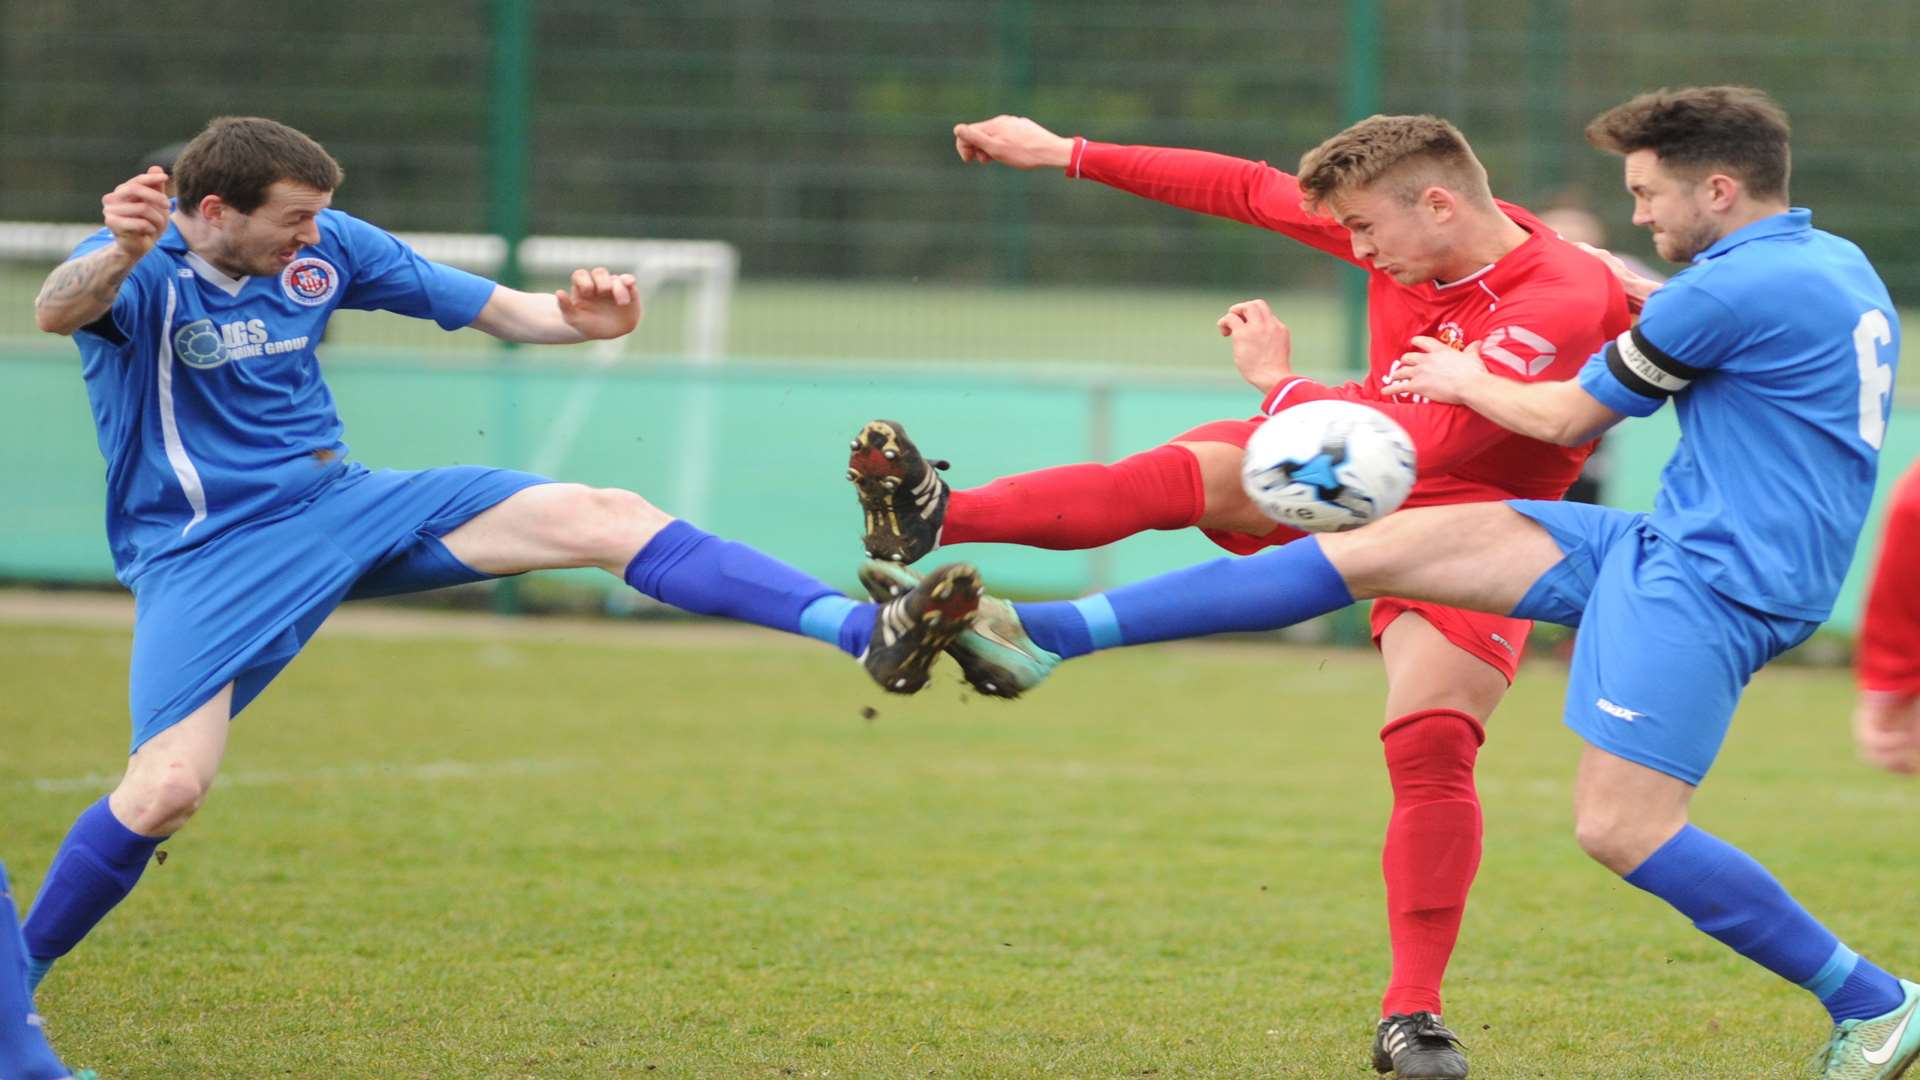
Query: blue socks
799 595 877 657
22 797 165 993
624 520 873 656
1626 824 1904 1022
1014 538 1355 658
0 862 70 1080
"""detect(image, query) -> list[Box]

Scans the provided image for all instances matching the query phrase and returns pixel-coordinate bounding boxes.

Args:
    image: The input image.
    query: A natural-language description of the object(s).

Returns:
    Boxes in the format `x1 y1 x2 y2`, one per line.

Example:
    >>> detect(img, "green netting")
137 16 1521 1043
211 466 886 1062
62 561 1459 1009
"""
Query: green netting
4 1 1916 301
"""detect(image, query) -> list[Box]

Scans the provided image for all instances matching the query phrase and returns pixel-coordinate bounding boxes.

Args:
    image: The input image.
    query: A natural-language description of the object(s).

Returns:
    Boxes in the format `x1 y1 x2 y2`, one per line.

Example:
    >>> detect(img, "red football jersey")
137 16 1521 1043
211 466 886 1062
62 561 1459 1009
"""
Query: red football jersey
1072 140 1633 505
1858 460 1920 694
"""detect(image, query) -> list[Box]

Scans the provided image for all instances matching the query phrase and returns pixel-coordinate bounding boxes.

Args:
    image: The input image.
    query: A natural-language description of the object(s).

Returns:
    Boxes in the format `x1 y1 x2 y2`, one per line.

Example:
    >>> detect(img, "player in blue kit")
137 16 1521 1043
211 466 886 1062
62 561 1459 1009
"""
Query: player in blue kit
870 87 1914 1075
22 116 979 998
0 862 88 1079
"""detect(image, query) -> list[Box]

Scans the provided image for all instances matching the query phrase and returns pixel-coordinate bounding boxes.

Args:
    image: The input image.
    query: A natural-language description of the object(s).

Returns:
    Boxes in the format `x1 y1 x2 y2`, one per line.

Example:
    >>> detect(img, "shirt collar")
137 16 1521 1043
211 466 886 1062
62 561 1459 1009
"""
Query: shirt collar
156 208 251 296
1696 207 1811 262
156 215 188 255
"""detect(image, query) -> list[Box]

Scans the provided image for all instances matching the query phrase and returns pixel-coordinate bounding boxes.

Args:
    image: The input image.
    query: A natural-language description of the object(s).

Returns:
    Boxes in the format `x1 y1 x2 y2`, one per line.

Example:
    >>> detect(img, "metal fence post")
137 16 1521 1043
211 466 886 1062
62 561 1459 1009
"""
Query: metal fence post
1335 0 1383 646
1525 0 1570 200
993 0 1035 285
1340 0 1380 378
489 0 532 615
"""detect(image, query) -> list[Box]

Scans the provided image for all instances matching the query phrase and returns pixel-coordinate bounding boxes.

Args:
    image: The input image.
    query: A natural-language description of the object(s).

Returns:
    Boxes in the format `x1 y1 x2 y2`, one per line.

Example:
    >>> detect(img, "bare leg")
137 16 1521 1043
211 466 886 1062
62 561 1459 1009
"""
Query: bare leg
1571 744 1693 874
439 483 675 575
1322 502 1566 614
111 683 233 836
1380 615 1510 721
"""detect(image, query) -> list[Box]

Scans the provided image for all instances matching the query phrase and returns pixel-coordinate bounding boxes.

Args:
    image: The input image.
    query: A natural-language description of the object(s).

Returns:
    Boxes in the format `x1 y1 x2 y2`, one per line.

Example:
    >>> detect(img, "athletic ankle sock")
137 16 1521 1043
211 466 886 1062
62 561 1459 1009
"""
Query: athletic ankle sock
941 445 1204 549
1378 710 1485 1017
1823 954 1908 1022
0 862 70 1080
798 595 879 657
1625 824 1905 1022
1003 598 1102 660
23 797 165 990
624 520 843 636
1013 537 1354 658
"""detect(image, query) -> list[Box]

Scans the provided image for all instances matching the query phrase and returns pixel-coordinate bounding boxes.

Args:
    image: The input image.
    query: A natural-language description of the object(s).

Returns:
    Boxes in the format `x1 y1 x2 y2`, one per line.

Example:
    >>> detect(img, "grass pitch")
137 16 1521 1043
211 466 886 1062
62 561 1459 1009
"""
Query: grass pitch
2 606 1912 1078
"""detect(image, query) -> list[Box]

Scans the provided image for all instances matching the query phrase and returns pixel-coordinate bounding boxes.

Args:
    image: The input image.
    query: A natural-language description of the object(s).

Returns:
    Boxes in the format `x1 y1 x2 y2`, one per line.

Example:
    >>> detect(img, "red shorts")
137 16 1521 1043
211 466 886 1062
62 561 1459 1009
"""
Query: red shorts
1369 598 1529 684
1177 416 1531 683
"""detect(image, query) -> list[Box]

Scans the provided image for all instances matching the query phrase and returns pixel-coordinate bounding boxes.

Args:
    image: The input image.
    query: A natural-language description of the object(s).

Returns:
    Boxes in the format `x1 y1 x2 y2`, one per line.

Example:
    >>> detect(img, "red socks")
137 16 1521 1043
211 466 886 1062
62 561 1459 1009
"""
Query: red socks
1379 708 1486 1018
940 444 1205 550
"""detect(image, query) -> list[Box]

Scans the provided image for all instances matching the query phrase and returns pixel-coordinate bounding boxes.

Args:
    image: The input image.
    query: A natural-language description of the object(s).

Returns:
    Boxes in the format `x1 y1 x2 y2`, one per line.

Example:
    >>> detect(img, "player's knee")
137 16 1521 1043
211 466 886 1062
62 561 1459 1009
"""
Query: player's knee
1572 805 1667 875
553 485 671 563
1322 512 1416 596
113 770 212 835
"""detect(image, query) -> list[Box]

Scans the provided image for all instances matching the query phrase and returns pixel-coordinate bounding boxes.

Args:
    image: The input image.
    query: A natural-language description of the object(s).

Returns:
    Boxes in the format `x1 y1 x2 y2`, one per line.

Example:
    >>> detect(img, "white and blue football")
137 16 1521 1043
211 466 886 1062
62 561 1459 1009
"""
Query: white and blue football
1240 400 1416 532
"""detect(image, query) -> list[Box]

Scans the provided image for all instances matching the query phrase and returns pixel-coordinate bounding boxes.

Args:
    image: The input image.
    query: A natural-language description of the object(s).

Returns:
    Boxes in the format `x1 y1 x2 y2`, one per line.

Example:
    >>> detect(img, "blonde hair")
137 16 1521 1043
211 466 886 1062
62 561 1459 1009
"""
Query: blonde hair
1296 114 1493 214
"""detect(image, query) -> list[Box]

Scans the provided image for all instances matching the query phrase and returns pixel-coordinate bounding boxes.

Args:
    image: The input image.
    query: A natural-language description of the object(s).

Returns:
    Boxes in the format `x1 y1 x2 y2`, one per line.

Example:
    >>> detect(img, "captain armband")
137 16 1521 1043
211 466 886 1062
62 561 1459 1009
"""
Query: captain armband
1603 326 1707 399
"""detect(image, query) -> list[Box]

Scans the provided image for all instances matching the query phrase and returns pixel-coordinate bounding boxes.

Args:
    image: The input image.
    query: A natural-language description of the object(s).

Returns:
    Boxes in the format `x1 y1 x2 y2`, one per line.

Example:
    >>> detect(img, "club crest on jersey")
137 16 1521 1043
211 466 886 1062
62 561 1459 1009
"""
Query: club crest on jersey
172 319 230 370
281 256 339 307
1436 322 1467 350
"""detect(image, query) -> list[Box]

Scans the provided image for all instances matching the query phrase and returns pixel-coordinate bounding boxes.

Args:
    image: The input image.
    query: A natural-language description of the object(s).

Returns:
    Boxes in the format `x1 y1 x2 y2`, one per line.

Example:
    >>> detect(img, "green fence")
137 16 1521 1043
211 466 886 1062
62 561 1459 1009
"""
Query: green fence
4 1 1918 309
6 348 1916 633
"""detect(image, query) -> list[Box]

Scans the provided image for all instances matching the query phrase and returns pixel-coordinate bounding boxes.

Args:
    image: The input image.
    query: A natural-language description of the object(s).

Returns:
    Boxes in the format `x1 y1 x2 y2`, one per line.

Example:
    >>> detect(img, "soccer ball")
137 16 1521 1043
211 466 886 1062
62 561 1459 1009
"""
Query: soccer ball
1240 400 1416 532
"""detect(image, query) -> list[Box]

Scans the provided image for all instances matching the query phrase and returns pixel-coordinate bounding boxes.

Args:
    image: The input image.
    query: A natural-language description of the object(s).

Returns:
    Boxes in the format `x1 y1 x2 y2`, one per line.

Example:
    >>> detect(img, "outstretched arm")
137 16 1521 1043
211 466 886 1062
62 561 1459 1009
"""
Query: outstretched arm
952 114 1074 169
1384 337 1624 447
35 167 170 336
469 267 642 345
953 115 1354 261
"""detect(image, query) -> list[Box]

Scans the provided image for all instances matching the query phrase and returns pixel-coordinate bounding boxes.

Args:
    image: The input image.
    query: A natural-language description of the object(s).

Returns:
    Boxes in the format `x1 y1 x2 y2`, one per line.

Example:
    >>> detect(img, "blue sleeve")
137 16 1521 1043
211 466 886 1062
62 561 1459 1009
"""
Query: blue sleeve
330 211 498 330
1578 276 1742 418
68 229 162 348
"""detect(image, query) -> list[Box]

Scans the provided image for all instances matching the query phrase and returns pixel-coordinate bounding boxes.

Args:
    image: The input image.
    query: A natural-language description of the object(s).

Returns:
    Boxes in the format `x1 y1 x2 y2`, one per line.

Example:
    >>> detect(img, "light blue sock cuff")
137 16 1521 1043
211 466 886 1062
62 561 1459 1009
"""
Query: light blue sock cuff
798 595 860 645
1803 942 1861 1000
1071 594 1122 650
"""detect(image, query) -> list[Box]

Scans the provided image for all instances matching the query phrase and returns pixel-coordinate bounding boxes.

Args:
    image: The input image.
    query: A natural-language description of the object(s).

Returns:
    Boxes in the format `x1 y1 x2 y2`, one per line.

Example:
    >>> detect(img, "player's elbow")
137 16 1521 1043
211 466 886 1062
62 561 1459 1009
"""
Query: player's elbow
33 303 79 337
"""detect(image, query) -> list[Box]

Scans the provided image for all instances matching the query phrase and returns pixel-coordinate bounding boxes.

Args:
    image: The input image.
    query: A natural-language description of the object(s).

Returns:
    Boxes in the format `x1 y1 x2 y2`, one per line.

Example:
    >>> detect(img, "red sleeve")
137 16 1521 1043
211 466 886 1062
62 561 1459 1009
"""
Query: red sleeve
1257 287 1608 478
1859 462 1920 693
1070 138 1358 264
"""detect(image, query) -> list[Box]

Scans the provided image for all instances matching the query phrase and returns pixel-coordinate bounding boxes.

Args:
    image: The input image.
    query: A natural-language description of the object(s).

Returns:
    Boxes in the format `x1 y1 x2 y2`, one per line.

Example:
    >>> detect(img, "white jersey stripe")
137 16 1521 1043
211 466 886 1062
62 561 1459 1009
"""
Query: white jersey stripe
156 281 209 536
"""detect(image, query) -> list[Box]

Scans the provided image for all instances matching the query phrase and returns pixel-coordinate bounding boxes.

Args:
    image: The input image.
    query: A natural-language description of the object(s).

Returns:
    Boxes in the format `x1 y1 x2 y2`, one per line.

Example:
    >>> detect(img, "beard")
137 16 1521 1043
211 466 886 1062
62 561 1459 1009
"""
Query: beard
1652 217 1720 264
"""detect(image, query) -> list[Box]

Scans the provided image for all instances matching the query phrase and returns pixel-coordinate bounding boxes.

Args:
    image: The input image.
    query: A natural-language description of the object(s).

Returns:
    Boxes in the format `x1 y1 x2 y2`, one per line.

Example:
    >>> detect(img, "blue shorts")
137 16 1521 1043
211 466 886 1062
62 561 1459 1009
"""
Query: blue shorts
125 464 550 752
1507 500 1818 785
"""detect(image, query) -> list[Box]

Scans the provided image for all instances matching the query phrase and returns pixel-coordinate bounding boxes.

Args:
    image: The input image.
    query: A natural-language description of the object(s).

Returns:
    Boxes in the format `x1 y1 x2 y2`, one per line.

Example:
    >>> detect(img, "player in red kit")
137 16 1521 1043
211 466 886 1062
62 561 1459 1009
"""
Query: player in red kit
847 114 1629 1079
1853 460 1920 773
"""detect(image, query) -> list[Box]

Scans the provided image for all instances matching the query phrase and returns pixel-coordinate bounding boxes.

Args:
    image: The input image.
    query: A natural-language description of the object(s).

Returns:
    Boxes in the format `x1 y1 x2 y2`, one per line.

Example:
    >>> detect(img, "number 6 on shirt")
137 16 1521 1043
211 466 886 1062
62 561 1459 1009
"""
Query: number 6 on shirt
1855 308 1895 450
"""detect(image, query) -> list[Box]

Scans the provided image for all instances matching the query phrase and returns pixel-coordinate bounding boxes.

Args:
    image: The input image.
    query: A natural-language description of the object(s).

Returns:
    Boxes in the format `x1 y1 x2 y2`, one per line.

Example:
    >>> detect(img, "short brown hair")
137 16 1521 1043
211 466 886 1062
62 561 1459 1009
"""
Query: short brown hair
173 116 344 216
1296 114 1493 214
1585 86 1790 200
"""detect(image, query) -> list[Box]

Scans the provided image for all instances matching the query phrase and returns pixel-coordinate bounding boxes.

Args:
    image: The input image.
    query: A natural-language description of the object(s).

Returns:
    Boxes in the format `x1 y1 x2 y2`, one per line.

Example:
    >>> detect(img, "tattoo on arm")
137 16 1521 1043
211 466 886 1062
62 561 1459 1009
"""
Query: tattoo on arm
34 248 138 333
37 257 102 305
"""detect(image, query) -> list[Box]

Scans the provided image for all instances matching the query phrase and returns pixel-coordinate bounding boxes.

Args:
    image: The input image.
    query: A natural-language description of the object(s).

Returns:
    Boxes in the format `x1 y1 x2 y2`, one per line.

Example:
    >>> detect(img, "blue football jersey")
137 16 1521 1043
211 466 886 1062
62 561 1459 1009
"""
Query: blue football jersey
69 208 497 584
1579 209 1900 620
